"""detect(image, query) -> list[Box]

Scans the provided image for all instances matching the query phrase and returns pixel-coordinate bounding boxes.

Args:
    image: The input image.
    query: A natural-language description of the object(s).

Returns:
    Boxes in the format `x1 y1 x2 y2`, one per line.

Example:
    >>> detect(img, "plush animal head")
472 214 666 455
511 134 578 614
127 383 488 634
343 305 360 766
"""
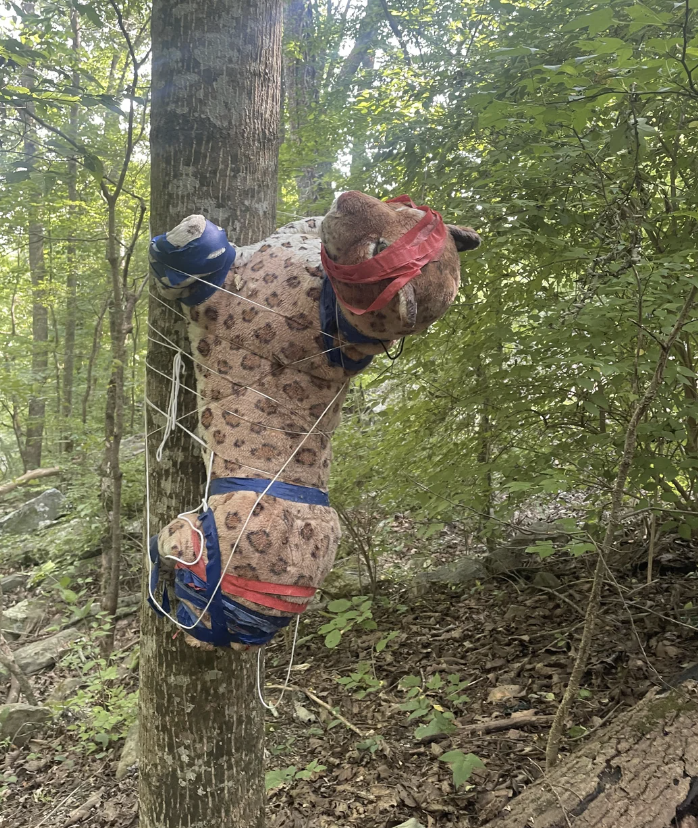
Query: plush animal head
321 191 480 338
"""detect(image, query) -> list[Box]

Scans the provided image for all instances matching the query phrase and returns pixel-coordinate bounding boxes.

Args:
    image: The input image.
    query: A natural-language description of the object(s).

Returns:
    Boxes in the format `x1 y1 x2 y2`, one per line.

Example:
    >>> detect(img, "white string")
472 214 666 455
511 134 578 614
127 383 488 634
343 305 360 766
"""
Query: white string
156 350 183 462
145 395 272 476
257 614 300 712
162 450 215 568
155 263 332 337
144 378 348 635
147 325 324 431
150 292 348 378
145 358 330 437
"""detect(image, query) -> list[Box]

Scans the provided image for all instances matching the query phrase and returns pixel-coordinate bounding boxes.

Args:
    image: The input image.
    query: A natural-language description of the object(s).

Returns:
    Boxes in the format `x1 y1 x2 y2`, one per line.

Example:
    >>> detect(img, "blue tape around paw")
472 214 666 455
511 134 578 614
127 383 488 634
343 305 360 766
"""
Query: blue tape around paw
150 219 236 306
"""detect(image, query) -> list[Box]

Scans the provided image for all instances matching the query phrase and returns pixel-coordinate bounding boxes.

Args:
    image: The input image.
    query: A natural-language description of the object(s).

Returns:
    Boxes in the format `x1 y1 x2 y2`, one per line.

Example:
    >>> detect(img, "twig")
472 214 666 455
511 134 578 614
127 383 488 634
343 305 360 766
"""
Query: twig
0 584 37 705
0 466 60 497
34 781 86 828
267 684 365 736
568 702 622 741
64 788 104 826
531 585 586 618
458 711 554 738
545 285 697 770
647 512 657 584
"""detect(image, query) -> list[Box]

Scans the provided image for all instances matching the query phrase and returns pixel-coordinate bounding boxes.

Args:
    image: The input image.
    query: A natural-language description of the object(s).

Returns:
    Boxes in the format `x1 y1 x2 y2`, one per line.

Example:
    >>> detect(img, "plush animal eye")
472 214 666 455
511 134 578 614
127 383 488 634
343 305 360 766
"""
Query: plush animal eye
373 238 389 255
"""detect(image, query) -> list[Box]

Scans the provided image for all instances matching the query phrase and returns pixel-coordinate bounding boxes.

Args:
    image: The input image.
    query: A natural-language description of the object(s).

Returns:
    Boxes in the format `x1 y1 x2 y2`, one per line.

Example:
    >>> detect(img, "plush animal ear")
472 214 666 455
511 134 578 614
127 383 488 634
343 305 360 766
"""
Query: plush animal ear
447 225 481 252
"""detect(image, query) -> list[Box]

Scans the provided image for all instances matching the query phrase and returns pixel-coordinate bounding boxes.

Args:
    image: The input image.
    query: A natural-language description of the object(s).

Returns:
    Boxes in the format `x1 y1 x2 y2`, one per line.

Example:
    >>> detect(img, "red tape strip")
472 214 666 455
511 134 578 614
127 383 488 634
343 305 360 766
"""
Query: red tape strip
320 194 448 315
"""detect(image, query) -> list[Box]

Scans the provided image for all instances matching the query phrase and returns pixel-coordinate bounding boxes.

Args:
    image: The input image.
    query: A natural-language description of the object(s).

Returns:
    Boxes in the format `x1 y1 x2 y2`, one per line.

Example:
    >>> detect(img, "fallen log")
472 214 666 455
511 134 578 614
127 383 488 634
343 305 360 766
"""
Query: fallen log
0 467 60 498
484 681 698 828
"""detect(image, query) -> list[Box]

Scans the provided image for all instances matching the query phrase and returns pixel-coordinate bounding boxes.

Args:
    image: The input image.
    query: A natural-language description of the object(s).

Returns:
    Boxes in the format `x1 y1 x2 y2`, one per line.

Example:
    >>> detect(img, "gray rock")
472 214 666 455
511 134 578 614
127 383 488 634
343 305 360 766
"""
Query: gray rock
0 572 29 593
532 571 563 589
0 489 67 535
47 677 86 703
0 703 51 746
2 598 46 640
0 628 82 679
47 517 101 560
416 556 488 584
323 567 365 597
483 547 525 575
124 519 142 536
115 721 139 780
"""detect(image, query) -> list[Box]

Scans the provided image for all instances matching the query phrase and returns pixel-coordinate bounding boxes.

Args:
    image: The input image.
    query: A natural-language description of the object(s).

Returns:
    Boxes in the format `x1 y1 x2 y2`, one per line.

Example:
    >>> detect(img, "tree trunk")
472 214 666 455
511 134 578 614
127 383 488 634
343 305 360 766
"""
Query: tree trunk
100 198 125 639
140 1 282 826
19 20 48 477
22 98 49 470
81 296 108 426
284 0 332 210
483 682 698 828
61 8 80 455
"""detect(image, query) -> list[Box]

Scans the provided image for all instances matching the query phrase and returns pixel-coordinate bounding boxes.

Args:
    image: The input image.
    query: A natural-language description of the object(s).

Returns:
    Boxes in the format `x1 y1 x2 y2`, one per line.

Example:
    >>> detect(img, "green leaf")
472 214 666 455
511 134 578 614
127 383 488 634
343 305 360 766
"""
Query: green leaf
567 542 596 556
325 629 342 648
562 8 615 35
439 751 485 788
77 2 102 27
265 766 296 791
678 523 692 540
525 542 556 559
327 599 351 613
414 711 457 740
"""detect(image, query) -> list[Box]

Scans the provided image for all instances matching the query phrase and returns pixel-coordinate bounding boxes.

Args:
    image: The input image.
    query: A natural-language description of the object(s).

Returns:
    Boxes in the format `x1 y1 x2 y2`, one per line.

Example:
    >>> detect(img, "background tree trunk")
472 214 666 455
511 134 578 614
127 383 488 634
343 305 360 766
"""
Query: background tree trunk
483 682 698 828
140 0 282 825
61 8 80 455
21 64 49 472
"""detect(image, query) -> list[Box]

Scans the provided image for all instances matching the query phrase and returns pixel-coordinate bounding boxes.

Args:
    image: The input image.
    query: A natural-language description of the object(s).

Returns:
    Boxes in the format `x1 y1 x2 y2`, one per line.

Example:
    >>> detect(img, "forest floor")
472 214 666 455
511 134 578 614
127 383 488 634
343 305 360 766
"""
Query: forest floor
2 523 698 828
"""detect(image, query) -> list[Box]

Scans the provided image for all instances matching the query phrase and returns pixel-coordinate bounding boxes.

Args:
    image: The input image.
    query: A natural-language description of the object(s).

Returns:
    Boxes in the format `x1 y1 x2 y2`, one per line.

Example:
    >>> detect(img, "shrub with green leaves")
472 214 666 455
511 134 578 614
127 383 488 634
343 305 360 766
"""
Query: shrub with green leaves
335 661 383 698
398 673 471 740
265 759 327 791
319 596 377 648
51 640 137 755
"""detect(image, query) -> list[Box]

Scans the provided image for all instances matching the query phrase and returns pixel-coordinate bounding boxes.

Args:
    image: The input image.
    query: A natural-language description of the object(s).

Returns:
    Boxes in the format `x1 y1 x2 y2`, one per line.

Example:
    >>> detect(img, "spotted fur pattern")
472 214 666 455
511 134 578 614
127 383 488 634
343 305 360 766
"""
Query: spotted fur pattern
153 195 479 648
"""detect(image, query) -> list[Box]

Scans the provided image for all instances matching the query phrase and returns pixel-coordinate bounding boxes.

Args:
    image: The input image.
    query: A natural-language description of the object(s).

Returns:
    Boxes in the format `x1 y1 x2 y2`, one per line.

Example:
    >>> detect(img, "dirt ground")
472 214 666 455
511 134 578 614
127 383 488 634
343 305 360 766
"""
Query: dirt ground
2 536 698 828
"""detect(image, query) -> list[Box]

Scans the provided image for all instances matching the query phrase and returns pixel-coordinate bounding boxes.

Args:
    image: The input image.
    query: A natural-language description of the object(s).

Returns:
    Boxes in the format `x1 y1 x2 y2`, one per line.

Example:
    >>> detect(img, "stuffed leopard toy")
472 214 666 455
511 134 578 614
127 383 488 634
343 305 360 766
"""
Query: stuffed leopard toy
148 190 480 649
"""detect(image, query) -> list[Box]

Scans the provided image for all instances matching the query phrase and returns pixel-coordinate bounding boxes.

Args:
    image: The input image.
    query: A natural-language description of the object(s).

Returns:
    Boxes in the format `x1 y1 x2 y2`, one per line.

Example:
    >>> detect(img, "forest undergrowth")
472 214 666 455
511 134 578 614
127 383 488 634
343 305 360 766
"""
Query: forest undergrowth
1 478 696 828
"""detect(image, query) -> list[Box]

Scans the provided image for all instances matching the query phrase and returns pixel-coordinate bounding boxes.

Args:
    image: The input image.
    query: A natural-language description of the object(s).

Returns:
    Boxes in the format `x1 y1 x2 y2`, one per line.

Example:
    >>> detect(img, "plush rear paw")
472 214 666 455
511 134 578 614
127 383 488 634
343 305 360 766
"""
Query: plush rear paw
165 215 207 248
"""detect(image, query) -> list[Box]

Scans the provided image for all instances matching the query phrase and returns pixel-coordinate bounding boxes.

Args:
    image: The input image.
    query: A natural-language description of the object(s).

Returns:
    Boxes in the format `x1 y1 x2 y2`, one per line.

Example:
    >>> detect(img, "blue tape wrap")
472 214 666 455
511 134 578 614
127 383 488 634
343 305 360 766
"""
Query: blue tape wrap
320 276 387 371
209 476 330 506
150 219 236 306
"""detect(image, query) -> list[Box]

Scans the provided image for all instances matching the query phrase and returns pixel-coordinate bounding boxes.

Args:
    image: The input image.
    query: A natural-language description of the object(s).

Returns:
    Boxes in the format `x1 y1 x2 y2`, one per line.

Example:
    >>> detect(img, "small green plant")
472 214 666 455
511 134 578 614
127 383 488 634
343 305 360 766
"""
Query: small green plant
265 759 327 791
439 750 485 789
356 734 386 754
52 641 137 755
335 661 383 698
319 596 377 648
398 672 470 740
270 735 297 756
375 630 399 652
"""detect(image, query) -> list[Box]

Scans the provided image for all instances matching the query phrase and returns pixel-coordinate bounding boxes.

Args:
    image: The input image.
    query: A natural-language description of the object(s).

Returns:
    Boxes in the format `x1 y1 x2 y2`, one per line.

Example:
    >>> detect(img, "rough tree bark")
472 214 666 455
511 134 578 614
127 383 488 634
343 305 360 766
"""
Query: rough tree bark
483 682 698 828
140 1 282 826
21 63 49 472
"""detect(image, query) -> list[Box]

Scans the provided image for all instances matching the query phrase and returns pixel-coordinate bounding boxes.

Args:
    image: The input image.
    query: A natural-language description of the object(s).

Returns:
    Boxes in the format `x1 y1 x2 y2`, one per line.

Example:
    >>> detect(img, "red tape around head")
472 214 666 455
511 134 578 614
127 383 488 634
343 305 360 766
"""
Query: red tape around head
320 195 448 315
